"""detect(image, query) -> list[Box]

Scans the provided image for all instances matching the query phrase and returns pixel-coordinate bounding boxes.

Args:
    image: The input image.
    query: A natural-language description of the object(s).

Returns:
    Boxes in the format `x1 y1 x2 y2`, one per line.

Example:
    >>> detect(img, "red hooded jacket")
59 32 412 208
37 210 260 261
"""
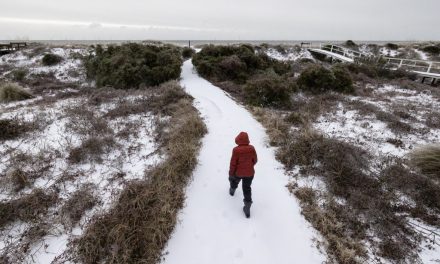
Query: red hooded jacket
229 132 258 177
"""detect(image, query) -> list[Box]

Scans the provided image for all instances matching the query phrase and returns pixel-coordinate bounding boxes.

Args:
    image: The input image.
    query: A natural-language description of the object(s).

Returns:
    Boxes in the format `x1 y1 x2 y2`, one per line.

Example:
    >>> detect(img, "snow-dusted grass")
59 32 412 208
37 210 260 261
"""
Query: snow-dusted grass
0 46 88 83
265 46 315 62
0 92 161 263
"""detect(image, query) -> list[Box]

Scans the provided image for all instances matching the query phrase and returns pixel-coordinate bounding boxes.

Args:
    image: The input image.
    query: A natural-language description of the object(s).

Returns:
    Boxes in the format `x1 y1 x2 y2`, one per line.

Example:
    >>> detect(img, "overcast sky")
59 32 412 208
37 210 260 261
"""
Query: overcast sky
0 0 439 41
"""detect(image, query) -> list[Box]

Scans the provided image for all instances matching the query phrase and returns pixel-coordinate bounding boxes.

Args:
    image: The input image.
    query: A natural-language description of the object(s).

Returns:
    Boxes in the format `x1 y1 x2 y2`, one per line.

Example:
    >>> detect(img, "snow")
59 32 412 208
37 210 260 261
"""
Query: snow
0 48 87 83
161 60 324 264
415 49 429 61
265 47 314 62
380 47 400 57
0 96 161 262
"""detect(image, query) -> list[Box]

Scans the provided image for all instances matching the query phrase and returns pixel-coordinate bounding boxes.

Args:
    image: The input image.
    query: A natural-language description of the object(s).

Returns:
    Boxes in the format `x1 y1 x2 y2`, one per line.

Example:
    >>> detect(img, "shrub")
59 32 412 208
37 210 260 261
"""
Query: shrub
68 136 115 163
244 74 294 108
386 43 399 50
8 168 29 192
84 43 182 89
193 44 291 83
10 68 28 81
0 189 58 228
0 83 33 102
182 47 195 59
409 144 440 180
422 45 440 55
0 119 30 140
297 66 334 94
345 40 357 47
332 66 355 93
42 53 63 66
297 65 353 94
61 186 98 226
219 55 248 82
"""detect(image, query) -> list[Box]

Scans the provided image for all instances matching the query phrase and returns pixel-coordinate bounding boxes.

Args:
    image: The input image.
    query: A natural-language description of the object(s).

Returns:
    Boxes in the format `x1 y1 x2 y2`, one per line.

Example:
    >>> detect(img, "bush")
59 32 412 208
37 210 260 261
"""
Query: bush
193 44 291 83
0 119 30 140
182 47 195 59
0 83 33 102
332 66 355 93
68 136 115 163
297 65 354 94
244 74 294 108
422 45 440 55
84 43 182 89
409 144 440 180
345 40 357 47
42 53 63 66
10 69 28 81
386 43 399 50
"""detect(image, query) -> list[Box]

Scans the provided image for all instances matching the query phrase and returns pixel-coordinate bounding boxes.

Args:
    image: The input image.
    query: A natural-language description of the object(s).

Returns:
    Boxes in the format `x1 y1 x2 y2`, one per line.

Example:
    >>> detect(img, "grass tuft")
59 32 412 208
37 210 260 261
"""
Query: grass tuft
0 82 33 102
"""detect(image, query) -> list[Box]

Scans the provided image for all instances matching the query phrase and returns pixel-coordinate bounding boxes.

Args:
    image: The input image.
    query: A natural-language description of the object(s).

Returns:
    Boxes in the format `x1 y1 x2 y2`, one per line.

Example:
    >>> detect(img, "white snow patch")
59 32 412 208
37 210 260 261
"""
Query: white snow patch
265 47 314 62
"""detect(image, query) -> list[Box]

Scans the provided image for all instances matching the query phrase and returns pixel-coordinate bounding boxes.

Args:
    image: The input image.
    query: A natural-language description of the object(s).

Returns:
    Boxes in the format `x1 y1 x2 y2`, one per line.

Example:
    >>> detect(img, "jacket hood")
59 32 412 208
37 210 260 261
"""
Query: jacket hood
235 132 250 145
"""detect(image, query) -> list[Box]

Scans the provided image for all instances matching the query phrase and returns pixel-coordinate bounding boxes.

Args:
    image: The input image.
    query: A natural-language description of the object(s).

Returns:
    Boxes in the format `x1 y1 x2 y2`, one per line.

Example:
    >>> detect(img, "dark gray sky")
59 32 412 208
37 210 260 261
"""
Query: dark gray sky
1 0 439 40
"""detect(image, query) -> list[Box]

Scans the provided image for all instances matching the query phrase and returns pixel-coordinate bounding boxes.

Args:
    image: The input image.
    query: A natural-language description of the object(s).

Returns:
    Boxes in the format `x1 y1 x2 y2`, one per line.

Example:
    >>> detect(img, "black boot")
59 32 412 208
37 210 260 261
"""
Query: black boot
243 201 252 218
229 187 236 196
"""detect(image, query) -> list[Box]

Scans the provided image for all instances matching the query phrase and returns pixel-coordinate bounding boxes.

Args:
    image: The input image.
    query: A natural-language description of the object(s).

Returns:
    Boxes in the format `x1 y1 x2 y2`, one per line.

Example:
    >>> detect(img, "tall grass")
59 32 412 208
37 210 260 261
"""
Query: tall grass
0 83 33 102
409 144 440 179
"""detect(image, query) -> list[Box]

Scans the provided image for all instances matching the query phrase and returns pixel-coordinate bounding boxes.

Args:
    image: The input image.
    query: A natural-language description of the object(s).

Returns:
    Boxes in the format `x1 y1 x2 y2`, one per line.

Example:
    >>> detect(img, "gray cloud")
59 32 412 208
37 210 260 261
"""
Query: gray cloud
0 0 439 40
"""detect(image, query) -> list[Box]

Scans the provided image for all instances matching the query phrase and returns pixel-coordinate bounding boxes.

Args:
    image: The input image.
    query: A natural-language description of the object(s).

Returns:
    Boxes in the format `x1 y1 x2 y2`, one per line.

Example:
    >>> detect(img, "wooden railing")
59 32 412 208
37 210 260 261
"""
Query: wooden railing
383 57 440 74
302 42 373 60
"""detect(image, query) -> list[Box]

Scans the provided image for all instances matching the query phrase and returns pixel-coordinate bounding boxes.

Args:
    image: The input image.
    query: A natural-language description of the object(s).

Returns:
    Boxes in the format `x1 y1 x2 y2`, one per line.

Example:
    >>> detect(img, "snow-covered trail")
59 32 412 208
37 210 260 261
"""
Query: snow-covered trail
161 60 324 264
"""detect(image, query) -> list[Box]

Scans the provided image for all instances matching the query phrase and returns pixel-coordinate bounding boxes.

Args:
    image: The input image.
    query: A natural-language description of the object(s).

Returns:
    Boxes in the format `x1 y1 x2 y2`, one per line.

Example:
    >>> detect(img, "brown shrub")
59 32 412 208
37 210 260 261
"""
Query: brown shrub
0 189 58 228
0 118 36 141
68 136 116 164
61 186 98 226
8 168 30 192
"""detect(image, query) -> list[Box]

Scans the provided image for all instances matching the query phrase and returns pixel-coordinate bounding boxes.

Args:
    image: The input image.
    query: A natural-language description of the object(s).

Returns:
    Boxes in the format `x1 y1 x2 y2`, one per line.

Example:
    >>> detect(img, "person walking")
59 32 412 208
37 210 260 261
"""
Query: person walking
229 131 258 218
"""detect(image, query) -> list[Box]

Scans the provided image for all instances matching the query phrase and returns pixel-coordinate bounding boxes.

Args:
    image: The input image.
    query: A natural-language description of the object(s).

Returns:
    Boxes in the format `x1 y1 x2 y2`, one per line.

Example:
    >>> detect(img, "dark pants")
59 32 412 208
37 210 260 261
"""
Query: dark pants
229 176 254 203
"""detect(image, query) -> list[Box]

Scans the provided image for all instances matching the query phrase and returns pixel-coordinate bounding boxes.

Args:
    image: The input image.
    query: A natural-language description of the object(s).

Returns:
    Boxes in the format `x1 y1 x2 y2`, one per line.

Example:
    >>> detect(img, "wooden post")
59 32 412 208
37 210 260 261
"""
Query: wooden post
422 77 426 84
188 40 191 48
432 78 436 85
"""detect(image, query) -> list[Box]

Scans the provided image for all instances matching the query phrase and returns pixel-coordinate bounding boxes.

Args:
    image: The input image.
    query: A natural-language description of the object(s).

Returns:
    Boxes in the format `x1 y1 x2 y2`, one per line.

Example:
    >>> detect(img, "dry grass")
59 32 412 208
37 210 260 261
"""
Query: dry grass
68 136 116 164
61 185 99 227
71 83 207 264
347 100 412 134
0 82 33 102
0 119 33 141
0 189 58 229
409 144 440 180
254 110 425 262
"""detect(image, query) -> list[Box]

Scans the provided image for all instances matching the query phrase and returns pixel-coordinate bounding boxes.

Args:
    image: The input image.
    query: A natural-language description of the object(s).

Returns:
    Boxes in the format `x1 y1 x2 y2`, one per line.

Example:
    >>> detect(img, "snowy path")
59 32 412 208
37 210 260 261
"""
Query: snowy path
161 60 324 264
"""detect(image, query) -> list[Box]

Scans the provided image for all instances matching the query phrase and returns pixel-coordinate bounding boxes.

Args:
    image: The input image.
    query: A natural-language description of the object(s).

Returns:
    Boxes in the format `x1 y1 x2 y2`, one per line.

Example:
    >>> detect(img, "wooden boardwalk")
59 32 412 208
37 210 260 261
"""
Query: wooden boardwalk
0 42 27 55
303 42 439 85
